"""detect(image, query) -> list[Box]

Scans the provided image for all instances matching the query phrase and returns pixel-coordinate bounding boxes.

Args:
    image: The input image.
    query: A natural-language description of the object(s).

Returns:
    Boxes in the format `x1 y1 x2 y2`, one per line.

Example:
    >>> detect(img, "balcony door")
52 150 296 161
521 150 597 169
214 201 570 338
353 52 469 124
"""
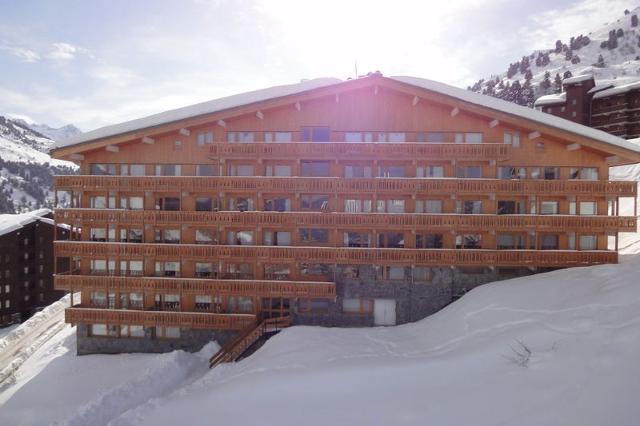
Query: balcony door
302 126 330 142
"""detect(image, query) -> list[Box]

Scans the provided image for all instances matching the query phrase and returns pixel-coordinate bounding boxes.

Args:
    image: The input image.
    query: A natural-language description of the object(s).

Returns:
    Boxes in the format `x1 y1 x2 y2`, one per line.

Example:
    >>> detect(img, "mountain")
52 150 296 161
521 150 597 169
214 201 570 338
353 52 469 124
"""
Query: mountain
0 115 78 213
23 123 81 143
469 7 640 106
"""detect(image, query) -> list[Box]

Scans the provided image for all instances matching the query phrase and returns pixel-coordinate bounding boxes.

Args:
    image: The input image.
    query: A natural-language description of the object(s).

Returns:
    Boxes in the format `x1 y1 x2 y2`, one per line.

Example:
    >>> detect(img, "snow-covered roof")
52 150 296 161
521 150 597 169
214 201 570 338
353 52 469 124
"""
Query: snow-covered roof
587 83 615 95
562 74 594 86
534 93 566 106
0 208 53 237
55 75 640 158
390 76 640 156
592 80 640 99
55 78 342 149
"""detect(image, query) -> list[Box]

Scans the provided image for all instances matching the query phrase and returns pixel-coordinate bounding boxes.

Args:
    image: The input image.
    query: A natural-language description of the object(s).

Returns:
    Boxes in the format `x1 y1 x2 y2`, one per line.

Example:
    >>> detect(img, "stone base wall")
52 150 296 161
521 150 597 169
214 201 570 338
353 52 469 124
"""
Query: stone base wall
76 324 237 355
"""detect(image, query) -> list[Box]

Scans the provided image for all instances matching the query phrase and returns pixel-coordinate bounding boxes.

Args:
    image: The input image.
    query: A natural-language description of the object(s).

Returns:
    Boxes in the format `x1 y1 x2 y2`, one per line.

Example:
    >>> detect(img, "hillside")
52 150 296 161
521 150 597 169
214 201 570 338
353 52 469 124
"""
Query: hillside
0 115 77 213
469 7 640 106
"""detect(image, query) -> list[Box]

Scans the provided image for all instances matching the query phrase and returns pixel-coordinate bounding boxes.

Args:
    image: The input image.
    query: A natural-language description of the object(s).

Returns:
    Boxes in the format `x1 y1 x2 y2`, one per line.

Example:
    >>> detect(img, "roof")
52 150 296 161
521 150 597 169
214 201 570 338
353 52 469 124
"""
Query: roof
54 74 640 159
533 92 566 107
593 80 640 99
587 83 615 95
562 74 594 86
0 208 53 238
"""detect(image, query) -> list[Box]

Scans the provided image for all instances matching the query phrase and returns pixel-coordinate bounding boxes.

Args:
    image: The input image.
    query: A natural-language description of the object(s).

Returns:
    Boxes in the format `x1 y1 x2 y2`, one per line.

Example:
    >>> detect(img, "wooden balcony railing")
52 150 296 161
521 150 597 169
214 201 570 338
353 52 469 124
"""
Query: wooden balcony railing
55 274 336 298
207 142 511 160
55 241 618 267
65 307 256 330
53 175 638 197
55 209 638 233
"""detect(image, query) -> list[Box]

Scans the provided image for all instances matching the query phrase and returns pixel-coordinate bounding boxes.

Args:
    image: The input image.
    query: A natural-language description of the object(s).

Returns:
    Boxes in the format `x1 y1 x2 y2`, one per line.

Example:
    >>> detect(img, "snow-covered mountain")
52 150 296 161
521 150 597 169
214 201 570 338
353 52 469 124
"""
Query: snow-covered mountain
469 7 640 106
0 115 77 213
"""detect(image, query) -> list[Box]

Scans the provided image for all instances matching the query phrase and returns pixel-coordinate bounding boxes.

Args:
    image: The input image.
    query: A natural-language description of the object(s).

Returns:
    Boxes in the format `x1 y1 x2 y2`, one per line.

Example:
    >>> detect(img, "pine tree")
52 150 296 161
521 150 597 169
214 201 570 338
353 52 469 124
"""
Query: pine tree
633 14 638 27
565 49 573 60
540 71 552 91
563 70 573 79
616 28 624 38
571 55 580 64
524 69 533 81
555 40 562 53
594 54 606 68
554 73 562 93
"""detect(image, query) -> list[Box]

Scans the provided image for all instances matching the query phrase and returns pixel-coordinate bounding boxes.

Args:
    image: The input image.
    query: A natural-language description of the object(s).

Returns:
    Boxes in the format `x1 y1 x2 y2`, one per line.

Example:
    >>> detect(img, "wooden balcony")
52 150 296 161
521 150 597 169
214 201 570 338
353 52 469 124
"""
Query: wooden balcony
55 274 336 298
208 142 511 160
55 241 618 267
65 307 256 330
55 209 638 233
54 175 638 197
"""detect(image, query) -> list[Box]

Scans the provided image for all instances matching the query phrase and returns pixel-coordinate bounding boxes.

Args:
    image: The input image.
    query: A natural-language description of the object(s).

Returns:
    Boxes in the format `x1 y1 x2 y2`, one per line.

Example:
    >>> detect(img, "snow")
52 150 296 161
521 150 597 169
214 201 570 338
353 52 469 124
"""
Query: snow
391 75 640 156
55 78 342 149
562 74 595 85
534 92 566 106
593 79 640 99
0 208 51 237
587 82 615 94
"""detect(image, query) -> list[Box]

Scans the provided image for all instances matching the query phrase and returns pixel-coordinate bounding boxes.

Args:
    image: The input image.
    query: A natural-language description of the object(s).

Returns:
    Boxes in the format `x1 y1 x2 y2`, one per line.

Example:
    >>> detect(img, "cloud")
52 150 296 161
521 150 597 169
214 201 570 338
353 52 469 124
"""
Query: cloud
48 42 78 60
0 45 40 62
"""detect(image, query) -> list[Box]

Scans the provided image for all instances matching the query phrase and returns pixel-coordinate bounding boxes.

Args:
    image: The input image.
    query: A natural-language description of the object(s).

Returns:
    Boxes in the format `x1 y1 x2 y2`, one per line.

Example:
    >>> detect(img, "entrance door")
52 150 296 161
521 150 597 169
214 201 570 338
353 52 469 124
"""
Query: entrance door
374 299 396 326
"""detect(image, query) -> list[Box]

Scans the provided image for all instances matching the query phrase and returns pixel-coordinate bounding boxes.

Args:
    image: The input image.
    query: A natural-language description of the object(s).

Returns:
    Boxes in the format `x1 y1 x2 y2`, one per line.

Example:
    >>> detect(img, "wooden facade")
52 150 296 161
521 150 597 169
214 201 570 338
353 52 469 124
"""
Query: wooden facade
51 74 640 351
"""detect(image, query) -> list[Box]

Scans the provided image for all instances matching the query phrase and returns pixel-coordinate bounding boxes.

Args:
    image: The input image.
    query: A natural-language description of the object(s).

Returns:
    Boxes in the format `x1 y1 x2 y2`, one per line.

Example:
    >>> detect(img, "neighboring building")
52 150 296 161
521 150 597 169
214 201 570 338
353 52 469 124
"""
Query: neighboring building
51 74 640 355
0 209 70 326
535 74 640 139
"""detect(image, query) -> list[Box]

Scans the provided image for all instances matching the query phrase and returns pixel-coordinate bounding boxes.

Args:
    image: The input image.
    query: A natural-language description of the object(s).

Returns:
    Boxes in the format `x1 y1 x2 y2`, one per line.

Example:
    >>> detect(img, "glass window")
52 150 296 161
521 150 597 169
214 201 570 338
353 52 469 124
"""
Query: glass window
456 133 483 144
569 167 599 180
579 235 597 250
543 167 560 180
90 196 107 209
121 164 145 176
540 235 559 250
90 164 117 175
497 234 525 249
416 234 443 248
417 165 444 178
266 165 292 176
195 262 216 278
90 228 107 242
265 132 293 143
345 165 372 178
498 167 526 179
415 199 442 213
540 201 559 215
503 132 520 147
196 197 213 211
456 200 482 214
227 231 253 245
91 324 107 336
195 229 217 245
529 168 541 179
155 197 180 211
197 131 214 145
229 197 254 211
388 132 405 143
497 200 525 215
264 231 291 246
301 161 330 177
455 234 482 249
227 131 255 143
377 199 405 213
378 165 405 178
456 166 482 178
196 164 218 176
264 197 291 212
579 201 597 215
344 199 372 213
378 232 405 248
154 229 180 244
301 194 329 210
155 164 181 176
299 228 329 243
426 132 445 143
228 164 254 176
344 232 371 247
302 127 330 142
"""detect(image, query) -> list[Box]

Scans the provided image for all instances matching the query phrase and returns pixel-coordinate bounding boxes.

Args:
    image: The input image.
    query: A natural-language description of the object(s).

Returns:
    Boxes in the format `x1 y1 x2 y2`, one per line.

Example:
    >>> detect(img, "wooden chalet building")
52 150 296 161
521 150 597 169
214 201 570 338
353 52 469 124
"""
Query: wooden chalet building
51 73 640 355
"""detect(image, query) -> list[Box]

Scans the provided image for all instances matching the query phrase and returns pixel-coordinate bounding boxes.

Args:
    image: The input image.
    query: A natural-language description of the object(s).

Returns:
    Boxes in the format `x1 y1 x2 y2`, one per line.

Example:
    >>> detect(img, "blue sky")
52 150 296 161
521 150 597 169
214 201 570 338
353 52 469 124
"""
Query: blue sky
0 0 637 130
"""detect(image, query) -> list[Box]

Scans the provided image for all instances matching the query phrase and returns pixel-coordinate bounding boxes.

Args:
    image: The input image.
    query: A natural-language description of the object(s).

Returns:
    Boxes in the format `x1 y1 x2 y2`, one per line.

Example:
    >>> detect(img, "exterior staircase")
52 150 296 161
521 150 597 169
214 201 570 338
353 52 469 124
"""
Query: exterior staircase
209 316 291 368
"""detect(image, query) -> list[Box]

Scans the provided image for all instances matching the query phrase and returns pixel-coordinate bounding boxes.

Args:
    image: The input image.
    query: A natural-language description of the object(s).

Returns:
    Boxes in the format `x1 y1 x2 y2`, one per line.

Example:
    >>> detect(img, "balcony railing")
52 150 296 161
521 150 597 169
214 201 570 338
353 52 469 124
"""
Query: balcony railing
54 274 336 298
65 307 256 330
54 176 638 197
208 142 511 160
55 241 618 267
55 209 638 233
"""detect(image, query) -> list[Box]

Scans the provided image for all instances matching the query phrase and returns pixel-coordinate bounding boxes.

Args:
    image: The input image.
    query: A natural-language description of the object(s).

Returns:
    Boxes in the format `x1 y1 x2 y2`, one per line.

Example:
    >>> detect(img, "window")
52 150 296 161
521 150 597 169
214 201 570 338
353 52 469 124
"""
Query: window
569 167 598 180
229 197 254 211
173 140 182 150
344 232 371 247
195 295 212 311
497 234 525 249
425 132 445 143
264 264 291 280
498 167 526 179
497 200 525 215
90 228 107 242
302 126 330 142
121 164 145 176
228 296 254 313
195 229 217 245
529 168 541 179
120 260 143 276
540 201 559 215
301 161 330 177
342 298 373 314
301 194 329 211
299 228 329 243
196 164 218 176
265 164 292 176
579 201 597 215
378 232 405 248
345 164 372 178
416 234 443 248
90 291 107 307
156 326 181 339
265 132 293 142
154 229 180 244
90 164 117 175
197 131 214 145
264 231 291 246
226 131 255 143
227 230 254 245
377 165 405 177
195 262 216 278
91 324 107 336
344 132 373 142
377 199 405 213
155 164 181 176
264 197 291 212
415 199 443 213
543 167 560 180
503 132 520 147
120 196 144 210
228 164 254 176
540 235 559 250
196 197 213 211
382 132 405 143
90 196 107 209
417 165 444 178
120 228 143 243
298 299 330 313
455 133 483 144
121 325 145 338
579 235 597 250
455 234 482 249
456 166 482 178
344 199 372 213
155 261 181 277
456 200 482 214
155 197 180 211
224 263 253 279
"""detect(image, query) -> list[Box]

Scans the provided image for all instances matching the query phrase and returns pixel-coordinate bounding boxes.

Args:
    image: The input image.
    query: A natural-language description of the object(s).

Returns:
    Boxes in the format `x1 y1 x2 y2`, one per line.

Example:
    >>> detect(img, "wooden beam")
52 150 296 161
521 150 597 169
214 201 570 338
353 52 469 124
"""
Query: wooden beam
450 107 460 117
335 93 340 104
69 153 84 160
179 128 191 136
606 155 621 163
566 143 581 151
528 131 541 140
489 119 499 128
374 85 379 95
412 96 419 106
105 145 120 152
256 111 264 120
217 119 226 128
141 136 155 145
